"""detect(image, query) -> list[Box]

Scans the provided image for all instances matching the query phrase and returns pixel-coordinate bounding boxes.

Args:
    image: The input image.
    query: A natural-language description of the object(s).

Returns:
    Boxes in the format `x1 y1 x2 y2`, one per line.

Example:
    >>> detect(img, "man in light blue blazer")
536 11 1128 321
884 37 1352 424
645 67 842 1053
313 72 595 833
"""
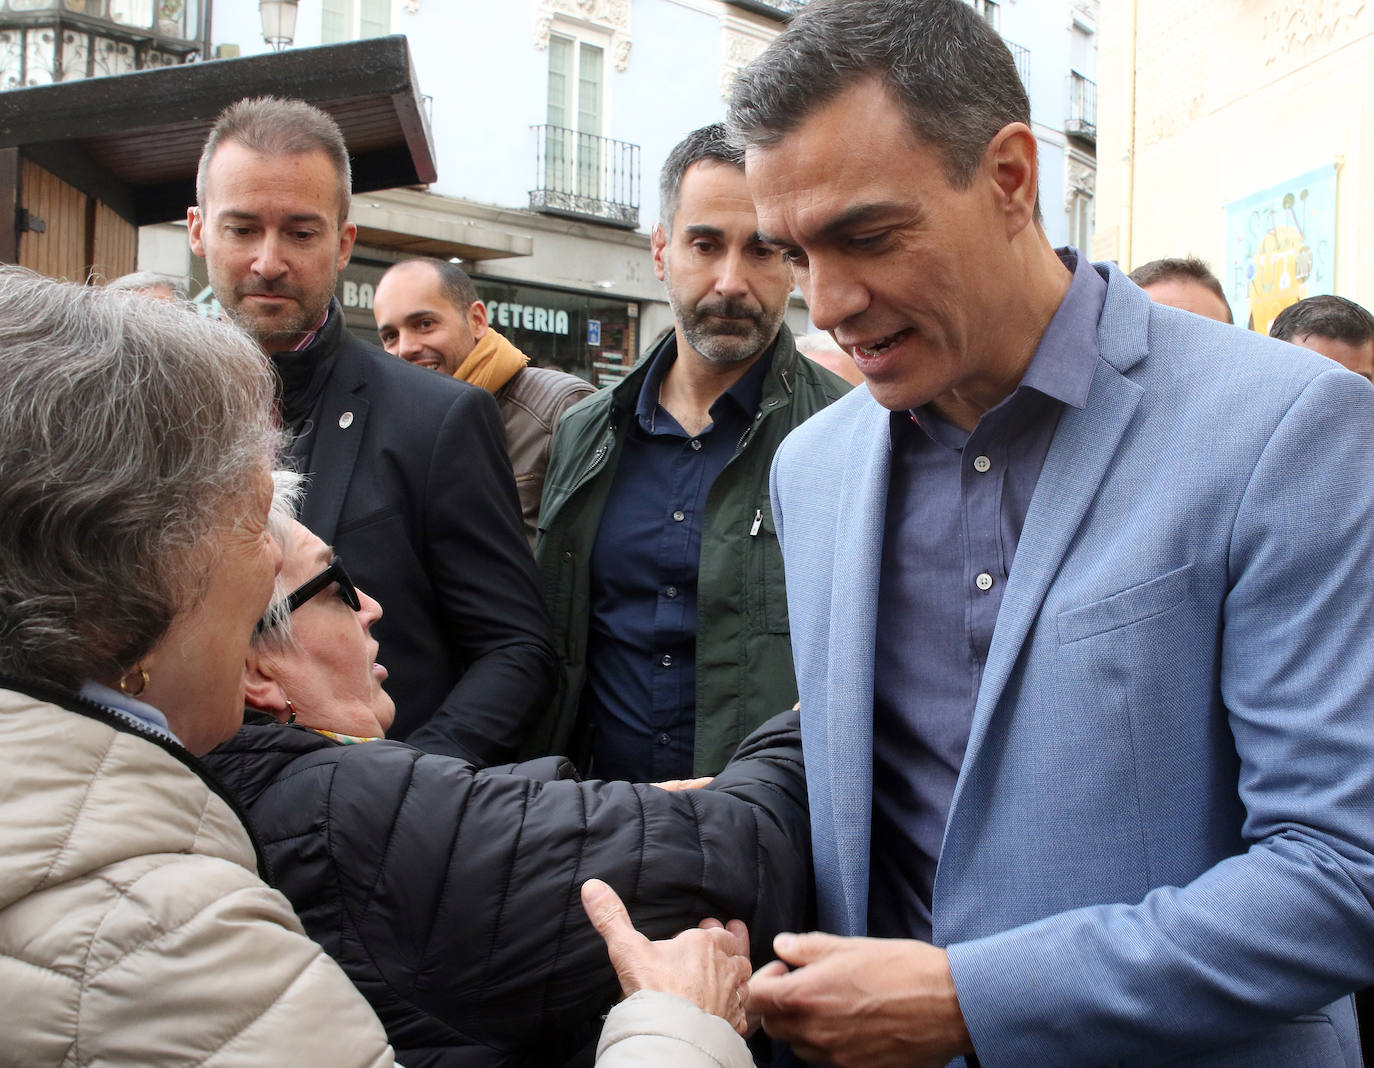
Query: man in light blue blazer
730 1 1374 1065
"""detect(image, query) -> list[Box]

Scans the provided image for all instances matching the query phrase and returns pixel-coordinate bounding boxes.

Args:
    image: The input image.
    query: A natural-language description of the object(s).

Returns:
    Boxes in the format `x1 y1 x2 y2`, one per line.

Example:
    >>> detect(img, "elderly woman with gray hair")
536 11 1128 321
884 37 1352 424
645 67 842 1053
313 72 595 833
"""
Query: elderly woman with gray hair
203 472 809 1067
0 267 400 1066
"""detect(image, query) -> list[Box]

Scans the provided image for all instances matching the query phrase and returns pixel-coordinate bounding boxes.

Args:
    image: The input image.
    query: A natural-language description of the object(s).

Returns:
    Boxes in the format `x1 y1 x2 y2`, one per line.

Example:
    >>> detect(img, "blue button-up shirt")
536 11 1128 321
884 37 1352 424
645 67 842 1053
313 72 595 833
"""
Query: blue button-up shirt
868 249 1107 941
583 340 771 781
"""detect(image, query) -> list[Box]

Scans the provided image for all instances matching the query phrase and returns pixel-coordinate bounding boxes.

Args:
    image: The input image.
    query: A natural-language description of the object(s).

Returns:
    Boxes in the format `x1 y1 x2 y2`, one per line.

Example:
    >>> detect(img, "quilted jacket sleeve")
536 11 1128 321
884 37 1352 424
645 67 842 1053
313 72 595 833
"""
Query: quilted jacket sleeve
595 991 753 1068
5 852 396 1068
323 709 808 1051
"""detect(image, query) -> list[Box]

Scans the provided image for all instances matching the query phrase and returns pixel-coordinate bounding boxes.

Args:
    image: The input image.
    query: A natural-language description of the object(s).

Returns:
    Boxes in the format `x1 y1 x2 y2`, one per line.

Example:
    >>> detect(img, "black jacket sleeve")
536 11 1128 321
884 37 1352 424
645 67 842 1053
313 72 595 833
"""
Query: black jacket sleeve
324 709 808 1052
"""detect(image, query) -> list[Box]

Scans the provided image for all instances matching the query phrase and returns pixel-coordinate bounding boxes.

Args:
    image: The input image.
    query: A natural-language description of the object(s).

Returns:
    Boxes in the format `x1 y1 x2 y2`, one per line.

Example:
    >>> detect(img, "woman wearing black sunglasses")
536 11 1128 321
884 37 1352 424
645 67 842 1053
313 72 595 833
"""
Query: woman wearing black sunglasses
204 473 809 1068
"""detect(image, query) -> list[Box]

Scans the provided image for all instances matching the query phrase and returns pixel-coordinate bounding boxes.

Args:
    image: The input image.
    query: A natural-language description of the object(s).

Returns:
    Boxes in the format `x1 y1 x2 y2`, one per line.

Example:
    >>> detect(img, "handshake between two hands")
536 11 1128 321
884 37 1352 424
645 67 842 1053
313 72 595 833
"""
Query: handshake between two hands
579 879 973 1068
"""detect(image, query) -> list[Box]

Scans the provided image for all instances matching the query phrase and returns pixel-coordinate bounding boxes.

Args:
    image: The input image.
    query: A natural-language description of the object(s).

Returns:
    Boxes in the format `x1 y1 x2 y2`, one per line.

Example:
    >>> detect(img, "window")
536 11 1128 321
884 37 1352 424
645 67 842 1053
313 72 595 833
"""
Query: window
322 0 388 44
970 0 999 30
1068 190 1094 251
546 33 606 200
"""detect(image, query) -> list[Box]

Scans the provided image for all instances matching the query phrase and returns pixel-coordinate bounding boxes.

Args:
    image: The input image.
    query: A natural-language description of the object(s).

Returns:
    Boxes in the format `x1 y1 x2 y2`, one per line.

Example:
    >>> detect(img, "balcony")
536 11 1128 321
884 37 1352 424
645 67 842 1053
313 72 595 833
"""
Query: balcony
0 0 201 87
530 125 640 230
725 0 809 20
1004 38 1030 90
1066 71 1096 143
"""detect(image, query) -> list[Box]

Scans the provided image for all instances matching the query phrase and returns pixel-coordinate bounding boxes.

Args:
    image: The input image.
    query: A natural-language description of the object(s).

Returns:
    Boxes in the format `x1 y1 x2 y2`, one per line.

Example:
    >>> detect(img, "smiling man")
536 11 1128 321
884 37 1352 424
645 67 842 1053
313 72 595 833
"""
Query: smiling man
729 1 1374 1065
532 122 849 781
188 97 556 764
373 259 595 546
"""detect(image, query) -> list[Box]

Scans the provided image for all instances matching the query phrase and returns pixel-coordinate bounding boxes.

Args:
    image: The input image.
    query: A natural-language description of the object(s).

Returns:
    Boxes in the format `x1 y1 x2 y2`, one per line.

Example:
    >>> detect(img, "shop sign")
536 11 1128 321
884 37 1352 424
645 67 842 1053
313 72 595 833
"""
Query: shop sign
488 301 571 336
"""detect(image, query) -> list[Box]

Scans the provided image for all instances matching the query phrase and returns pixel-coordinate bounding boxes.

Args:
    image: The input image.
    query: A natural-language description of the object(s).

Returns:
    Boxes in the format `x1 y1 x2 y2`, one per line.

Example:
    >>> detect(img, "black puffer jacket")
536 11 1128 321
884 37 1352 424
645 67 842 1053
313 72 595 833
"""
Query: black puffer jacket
204 709 809 1068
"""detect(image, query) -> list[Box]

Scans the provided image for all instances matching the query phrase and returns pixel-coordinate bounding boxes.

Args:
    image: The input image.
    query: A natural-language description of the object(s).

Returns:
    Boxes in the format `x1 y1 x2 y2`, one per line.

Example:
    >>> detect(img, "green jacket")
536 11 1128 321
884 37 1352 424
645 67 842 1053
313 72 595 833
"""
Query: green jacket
531 325 851 775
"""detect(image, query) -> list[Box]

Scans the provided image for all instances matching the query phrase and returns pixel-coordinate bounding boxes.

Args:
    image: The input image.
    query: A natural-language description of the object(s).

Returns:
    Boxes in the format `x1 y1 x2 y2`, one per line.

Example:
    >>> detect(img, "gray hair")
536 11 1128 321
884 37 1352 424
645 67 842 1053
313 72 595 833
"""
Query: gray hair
0 266 281 689
196 96 352 223
105 271 189 300
659 123 745 232
253 469 307 652
728 0 1031 194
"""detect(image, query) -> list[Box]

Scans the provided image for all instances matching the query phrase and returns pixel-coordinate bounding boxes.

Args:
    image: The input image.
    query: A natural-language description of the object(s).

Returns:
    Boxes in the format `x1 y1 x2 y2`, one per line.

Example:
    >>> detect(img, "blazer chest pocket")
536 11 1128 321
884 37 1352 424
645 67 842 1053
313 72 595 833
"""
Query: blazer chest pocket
1056 563 1193 646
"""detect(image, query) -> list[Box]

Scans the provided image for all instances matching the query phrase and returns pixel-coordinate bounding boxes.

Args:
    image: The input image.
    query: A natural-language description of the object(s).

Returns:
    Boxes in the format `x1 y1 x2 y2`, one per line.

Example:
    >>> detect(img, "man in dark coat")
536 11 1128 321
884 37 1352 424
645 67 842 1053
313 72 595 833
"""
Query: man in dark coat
188 96 556 762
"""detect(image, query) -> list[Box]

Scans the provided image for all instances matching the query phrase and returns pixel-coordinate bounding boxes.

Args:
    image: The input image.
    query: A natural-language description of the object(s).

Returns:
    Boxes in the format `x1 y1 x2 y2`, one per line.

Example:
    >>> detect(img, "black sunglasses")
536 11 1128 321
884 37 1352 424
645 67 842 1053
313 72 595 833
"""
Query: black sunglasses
284 555 361 615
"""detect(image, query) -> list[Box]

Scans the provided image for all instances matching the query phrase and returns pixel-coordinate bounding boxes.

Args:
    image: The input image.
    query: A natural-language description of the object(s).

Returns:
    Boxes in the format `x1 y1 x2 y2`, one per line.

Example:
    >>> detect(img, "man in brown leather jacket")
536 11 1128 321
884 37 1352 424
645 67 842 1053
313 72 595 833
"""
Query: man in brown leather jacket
374 259 596 545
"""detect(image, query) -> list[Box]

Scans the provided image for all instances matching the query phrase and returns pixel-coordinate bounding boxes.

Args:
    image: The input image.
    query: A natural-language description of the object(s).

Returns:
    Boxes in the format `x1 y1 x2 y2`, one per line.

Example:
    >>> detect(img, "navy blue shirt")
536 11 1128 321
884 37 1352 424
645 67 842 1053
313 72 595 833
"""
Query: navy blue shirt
868 250 1106 941
583 340 771 781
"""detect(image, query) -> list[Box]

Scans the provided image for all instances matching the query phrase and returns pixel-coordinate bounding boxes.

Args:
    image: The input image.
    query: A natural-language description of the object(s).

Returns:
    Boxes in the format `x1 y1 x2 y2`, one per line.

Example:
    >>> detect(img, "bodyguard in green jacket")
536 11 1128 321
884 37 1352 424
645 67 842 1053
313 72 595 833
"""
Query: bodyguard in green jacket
532 124 850 779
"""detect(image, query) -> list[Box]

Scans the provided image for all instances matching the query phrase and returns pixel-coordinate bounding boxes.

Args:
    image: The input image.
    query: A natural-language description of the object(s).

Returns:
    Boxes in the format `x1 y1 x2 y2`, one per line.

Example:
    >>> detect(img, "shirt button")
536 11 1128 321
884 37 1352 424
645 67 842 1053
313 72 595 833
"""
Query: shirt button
690 439 703 451
975 572 994 592
672 510 685 522
665 586 679 598
660 654 673 667
973 454 992 473
657 733 671 745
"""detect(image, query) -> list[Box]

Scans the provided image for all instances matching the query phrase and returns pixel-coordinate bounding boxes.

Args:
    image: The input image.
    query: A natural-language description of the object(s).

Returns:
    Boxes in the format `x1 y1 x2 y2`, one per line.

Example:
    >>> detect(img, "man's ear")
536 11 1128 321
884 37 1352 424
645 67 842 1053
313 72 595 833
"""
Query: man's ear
984 122 1039 237
651 222 668 282
244 652 292 723
188 206 206 258
336 220 358 272
468 299 490 342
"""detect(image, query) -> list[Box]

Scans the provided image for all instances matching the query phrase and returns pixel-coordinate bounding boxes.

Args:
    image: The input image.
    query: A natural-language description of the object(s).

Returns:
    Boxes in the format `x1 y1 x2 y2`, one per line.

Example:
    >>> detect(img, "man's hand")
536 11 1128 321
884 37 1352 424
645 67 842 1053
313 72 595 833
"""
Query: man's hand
581 878 753 1033
746 932 973 1067
650 776 714 791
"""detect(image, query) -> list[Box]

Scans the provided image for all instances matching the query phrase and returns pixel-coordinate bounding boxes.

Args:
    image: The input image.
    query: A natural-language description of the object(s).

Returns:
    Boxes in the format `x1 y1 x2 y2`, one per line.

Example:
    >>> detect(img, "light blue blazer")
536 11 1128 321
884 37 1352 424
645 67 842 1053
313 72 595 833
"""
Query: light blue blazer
770 263 1374 1066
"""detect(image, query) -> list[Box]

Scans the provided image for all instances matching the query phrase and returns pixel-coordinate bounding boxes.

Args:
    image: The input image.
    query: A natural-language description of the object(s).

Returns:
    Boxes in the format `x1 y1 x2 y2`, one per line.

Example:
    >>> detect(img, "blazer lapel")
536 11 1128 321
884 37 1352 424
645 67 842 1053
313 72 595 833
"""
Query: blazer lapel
953 267 1151 801
298 342 369 546
824 402 892 936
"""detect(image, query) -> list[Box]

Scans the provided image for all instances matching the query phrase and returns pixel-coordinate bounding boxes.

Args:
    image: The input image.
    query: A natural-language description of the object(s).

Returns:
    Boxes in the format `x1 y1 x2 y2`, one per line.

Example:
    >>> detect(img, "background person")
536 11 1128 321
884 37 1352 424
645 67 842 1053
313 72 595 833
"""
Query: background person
796 330 865 386
1270 293 1374 381
104 269 189 301
534 122 850 781
0 266 397 1066
729 0 1374 1064
374 259 596 546
1128 256 1235 324
188 95 556 763
203 476 810 1067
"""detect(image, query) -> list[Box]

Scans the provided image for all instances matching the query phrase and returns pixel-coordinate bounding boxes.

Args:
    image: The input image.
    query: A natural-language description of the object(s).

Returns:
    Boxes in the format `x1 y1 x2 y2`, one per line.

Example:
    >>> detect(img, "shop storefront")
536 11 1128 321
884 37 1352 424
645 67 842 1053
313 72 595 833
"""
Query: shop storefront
336 258 640 388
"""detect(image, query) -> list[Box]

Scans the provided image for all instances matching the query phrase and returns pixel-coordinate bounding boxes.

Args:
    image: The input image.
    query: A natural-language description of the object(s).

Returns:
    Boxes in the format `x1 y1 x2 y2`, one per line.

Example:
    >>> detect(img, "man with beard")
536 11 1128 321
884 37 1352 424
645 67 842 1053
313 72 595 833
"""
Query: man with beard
188 96 556 764
533 123 850 780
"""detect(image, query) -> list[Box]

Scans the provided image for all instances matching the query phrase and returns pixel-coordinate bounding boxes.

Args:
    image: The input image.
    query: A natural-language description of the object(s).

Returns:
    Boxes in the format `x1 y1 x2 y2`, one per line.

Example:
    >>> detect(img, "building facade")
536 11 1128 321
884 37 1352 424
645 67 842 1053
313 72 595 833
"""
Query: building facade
135 0 1098 371
1093 0 1372 328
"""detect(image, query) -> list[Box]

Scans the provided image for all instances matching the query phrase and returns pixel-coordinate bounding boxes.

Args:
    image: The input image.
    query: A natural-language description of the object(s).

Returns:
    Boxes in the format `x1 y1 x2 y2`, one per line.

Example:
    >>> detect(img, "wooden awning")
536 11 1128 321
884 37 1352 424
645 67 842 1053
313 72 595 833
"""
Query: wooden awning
0 34 435 227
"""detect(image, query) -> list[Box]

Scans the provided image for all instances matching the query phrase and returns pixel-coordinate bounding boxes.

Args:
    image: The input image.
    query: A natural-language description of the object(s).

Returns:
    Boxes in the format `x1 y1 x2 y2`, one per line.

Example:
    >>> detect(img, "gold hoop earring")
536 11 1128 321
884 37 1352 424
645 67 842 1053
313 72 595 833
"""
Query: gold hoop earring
118 665 149 697
284 698 296 725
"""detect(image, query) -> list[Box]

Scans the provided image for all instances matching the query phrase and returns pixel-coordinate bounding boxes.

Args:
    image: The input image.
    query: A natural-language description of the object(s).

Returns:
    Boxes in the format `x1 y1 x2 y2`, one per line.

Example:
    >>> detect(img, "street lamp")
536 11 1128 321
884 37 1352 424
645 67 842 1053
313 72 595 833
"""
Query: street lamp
260 0 299 52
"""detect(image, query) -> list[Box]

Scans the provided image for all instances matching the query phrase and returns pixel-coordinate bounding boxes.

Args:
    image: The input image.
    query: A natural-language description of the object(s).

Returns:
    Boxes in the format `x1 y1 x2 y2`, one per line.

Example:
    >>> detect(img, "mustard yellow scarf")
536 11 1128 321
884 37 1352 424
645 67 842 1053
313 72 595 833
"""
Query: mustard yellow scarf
453 329 528 394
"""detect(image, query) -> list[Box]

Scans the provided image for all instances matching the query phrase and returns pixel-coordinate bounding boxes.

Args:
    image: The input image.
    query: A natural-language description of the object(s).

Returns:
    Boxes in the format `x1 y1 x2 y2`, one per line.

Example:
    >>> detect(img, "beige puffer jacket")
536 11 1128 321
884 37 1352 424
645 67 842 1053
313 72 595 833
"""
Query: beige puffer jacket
0 684 397 1067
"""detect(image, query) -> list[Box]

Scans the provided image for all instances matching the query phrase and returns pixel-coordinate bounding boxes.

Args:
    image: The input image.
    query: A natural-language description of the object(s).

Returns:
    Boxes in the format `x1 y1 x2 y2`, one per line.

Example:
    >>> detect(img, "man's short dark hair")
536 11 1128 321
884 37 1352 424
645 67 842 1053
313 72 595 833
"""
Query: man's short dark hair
727 0 1030 195
1128 257 1232 324
393 259 480 311
1269 295 1374 345
197 96 352 223
659 123 744 232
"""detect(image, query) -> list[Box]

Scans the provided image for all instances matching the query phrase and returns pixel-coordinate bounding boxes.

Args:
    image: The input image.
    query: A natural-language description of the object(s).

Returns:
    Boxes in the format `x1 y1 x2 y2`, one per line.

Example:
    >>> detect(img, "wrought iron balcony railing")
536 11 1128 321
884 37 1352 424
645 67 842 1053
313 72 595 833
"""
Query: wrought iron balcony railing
1066 71 1096 142
530 124 640 230
1004 39 1030 89
725 0 809 20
